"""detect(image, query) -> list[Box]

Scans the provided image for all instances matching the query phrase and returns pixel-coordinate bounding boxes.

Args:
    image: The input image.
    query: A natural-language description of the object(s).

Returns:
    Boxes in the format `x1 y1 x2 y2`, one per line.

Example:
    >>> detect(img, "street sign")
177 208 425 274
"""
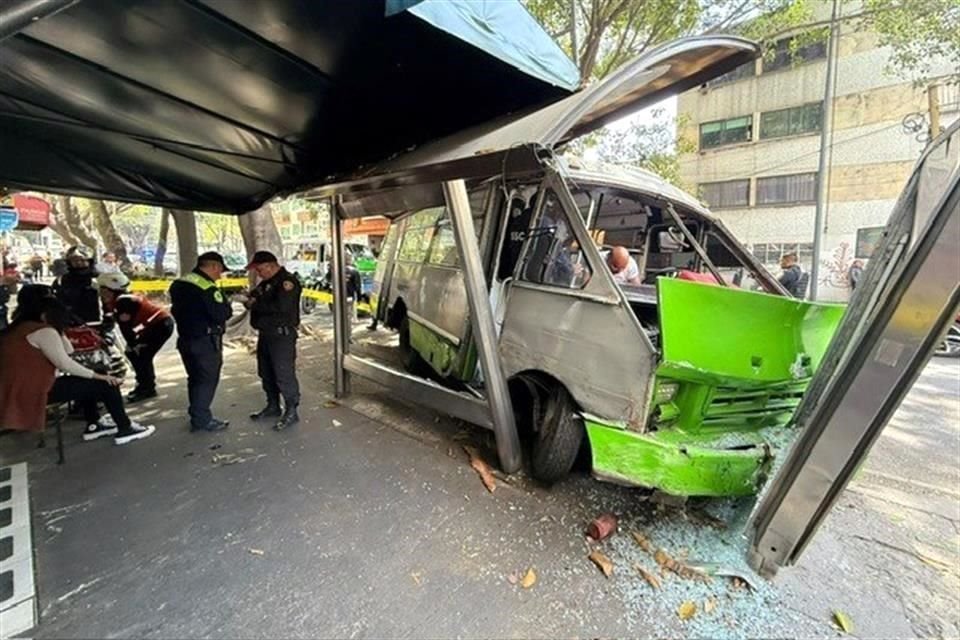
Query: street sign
0 207 18 232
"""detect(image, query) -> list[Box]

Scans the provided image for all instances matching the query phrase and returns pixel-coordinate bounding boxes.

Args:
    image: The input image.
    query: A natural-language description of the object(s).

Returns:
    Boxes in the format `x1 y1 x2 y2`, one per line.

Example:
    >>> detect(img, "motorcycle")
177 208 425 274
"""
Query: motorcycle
934 316 960 358
298 269 326 315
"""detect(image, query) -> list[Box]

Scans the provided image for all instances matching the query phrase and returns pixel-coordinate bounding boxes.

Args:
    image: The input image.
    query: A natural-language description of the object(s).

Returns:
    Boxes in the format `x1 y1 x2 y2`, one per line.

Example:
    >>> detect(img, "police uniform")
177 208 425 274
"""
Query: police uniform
169 252 233 431
247 252 301 430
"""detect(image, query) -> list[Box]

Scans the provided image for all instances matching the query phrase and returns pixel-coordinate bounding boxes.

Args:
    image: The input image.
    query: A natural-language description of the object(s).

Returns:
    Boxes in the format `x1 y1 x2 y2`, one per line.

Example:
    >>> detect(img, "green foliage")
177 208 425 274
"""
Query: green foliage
863 0 960 82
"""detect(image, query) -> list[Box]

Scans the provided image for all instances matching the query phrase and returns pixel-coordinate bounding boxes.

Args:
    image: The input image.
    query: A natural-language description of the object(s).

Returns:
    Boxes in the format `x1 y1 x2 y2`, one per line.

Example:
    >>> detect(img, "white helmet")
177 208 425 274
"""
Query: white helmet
96 272 130 291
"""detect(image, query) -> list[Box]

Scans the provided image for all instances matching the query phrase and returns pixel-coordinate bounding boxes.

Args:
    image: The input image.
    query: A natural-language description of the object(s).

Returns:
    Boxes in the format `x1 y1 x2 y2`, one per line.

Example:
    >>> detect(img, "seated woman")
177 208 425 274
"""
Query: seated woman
0 297 154 445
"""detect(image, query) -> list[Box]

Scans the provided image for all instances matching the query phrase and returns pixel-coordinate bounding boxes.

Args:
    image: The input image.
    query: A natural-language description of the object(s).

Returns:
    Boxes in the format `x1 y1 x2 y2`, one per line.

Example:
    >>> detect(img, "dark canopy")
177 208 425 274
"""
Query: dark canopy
0 0 578 213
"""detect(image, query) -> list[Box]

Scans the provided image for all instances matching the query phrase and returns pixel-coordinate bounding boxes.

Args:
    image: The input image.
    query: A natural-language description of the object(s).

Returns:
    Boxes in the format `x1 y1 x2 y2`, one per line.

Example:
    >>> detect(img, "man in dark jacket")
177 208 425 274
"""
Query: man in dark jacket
53 246 101 323
169 252 233 432
777 252 808 299
245 251 302 430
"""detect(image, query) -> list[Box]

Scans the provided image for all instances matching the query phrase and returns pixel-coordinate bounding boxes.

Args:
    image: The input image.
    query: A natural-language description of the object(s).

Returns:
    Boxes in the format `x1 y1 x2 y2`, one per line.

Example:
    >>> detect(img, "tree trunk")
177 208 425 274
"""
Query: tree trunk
155 208 170 276
89 200 131 269
238 204 283 262
48 198 80 247
229 204 283 337
55 195 99 251
170 209 198 276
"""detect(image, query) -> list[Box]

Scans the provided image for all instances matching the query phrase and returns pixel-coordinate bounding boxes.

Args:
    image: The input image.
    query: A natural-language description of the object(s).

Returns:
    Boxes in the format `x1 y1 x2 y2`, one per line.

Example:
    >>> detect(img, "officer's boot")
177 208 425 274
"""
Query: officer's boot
273 405 299 431
250 397 281 421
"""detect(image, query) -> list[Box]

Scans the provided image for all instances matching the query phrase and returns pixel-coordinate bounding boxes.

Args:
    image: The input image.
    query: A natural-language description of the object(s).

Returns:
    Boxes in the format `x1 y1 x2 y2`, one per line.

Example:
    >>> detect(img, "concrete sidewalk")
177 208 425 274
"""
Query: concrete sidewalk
1 330 957 638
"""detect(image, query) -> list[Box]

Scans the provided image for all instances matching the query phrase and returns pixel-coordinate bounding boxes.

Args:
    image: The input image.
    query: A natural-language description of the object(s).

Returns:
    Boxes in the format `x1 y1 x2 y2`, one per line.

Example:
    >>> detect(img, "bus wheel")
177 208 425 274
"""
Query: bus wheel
398 316 426 373
531 385 583 483
301 297 317 314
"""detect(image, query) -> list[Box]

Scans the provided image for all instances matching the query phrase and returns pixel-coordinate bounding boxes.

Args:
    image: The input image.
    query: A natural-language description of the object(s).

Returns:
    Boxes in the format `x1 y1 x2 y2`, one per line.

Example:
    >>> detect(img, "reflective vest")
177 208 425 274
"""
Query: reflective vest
178 272 225 304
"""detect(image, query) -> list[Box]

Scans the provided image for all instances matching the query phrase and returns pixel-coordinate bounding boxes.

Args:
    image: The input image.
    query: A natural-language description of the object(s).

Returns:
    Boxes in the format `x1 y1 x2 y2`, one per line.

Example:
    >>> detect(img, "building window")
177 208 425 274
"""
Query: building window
753 242 815 272
763 33 827 73
760 103 823 139
707 61 755 88
700 115 753 149
699 180 750 209
756 173 818 205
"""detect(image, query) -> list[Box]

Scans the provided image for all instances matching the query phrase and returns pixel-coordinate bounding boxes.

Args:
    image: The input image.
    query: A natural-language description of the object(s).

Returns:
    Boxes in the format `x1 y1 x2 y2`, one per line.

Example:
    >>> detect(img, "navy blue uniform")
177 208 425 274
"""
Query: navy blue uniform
249 267 301 409
170 270 232 429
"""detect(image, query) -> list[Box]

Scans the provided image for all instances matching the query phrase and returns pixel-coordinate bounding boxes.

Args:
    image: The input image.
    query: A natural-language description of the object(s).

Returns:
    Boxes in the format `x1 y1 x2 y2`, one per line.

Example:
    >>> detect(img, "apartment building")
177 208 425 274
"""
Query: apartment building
677 2 958 301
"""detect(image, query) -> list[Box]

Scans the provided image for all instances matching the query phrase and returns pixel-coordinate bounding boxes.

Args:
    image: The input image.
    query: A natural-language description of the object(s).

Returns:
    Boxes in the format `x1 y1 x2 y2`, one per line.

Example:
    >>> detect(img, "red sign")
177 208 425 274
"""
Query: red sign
11 194 51 229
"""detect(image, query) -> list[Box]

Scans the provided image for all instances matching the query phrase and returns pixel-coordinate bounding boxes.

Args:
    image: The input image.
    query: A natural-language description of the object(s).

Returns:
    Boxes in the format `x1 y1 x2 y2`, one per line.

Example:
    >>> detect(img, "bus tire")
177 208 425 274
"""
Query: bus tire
531 385 582 484
301 297 317 314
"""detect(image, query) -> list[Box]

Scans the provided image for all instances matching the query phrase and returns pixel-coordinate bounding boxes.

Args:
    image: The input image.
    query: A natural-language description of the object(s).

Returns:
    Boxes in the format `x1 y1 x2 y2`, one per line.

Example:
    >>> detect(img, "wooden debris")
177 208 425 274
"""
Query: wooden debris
588 550 614 578
631 531 654 553
463 446 496 492
635 564 661 590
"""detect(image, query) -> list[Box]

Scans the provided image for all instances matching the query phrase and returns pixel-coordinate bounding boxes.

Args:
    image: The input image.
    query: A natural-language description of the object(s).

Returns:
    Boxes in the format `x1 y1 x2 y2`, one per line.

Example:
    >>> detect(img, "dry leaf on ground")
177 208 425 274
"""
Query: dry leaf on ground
833 610 854 634
463 446 496 492
322 399 339 408
588 550 614 578
704 598 717 614
410 572 422 586
631 531 654 553
677 601 697 621
635 564 661 590
520 568 537 589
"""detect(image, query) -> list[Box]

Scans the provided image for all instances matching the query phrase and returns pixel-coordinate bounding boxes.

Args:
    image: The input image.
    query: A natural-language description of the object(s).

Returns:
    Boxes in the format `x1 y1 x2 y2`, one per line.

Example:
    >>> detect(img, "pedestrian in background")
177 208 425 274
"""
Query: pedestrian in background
169 252 232 432
244 251 302 431
848 259 864 291
96 251 121 274
777 252 809 299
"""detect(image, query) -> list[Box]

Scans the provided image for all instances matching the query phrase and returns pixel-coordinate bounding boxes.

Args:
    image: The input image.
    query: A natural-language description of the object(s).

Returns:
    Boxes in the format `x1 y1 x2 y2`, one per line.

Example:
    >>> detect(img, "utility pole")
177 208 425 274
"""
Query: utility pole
810 0 840 301
928 83 942 140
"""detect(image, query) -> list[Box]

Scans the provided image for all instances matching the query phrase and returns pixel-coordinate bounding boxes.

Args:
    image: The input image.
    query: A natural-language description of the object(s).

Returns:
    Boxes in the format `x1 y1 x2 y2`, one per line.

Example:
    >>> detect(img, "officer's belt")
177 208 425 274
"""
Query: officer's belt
262 326 296 336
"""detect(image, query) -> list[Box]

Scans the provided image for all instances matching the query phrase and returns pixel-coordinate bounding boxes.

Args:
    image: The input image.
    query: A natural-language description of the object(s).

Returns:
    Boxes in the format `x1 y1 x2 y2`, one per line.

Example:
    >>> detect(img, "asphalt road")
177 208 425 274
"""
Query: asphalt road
1 317 957 639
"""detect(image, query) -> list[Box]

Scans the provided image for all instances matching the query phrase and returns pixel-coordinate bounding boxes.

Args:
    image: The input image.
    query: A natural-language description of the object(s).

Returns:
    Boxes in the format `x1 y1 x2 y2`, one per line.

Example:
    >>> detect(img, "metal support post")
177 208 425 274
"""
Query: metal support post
330 196 350 397
810 0 840 300
749 152 960 577
443 180 522 474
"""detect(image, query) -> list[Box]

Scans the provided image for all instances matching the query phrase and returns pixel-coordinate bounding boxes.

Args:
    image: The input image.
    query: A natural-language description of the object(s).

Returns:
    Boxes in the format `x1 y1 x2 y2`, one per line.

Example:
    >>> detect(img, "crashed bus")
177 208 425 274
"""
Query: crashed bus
313 36 846 498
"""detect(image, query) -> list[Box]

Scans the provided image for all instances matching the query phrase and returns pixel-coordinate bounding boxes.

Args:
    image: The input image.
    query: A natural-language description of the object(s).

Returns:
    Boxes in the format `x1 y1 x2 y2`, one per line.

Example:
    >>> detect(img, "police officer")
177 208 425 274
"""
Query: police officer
245 251 302 430
169 252 233 432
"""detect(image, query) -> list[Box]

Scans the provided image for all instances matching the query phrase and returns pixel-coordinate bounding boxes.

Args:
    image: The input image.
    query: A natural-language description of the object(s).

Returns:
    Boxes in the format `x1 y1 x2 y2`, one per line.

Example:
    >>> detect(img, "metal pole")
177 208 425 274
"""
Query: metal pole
443 180 522 474
0 0 79 42
810 0 840 301
928 83 942 140
330 196 350 397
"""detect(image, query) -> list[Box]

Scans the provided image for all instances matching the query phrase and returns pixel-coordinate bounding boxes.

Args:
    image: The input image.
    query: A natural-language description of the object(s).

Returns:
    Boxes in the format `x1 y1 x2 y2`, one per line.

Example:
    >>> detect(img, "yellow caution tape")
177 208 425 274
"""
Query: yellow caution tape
301 287 372 313
130 278 372 314
129 277 249 293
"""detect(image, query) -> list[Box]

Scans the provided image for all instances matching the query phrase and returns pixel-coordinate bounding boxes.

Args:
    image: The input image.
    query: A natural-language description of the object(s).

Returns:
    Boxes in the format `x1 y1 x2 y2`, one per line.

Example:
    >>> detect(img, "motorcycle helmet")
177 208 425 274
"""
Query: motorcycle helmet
96 272 130 291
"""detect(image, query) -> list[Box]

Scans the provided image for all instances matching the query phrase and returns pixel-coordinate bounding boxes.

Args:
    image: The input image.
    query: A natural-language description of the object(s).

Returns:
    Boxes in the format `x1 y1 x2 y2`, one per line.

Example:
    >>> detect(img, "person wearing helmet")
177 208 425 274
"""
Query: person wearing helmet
97 273 173 402
53 246 100 323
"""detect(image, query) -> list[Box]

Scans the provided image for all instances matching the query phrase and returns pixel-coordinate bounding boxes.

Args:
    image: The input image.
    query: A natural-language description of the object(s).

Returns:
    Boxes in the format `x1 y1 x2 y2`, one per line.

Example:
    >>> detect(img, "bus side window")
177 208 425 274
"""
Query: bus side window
498 197 533 280
519 189 591 289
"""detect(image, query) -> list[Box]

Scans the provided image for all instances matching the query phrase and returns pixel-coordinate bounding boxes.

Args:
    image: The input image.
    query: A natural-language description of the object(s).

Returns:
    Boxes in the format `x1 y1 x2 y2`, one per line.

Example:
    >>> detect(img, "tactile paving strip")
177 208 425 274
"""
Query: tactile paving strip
0 463 35 639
